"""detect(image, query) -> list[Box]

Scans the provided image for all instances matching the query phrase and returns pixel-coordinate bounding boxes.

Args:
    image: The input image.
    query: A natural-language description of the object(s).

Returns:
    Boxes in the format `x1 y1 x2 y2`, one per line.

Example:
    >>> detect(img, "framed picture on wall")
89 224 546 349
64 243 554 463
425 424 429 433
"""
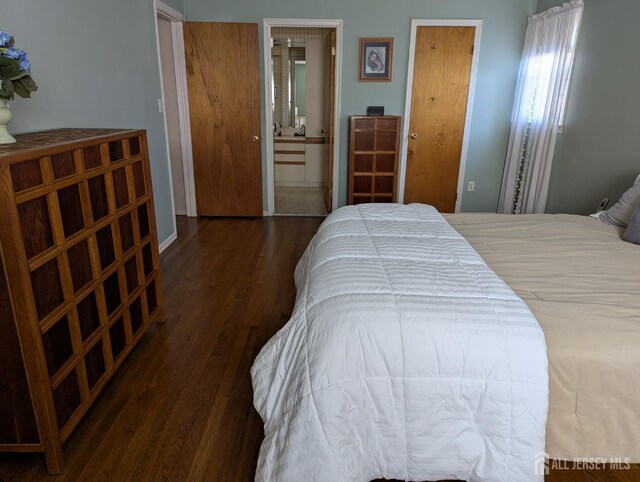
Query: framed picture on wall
359 38 393 81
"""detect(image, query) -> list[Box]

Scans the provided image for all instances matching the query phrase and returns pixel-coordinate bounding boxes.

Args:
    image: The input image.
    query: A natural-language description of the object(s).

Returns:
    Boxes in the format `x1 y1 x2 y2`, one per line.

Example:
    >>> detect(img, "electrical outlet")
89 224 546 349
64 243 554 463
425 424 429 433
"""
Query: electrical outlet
158 98 164 113
467 181 476 192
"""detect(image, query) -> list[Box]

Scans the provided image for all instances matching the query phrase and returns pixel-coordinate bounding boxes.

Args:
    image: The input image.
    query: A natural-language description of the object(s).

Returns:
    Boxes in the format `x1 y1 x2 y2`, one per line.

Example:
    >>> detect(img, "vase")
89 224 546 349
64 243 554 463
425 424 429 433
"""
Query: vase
0 99 17 144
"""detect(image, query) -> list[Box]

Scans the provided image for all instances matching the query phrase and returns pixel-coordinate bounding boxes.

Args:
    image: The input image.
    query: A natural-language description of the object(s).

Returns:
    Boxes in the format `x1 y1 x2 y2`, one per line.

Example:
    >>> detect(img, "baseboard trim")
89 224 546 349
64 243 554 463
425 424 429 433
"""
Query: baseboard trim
159 232 178 253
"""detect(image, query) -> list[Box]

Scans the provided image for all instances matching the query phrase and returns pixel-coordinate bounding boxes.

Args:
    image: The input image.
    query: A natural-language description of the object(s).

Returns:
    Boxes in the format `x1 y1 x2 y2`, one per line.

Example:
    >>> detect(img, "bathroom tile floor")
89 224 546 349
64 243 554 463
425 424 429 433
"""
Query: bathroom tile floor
275 186 328 216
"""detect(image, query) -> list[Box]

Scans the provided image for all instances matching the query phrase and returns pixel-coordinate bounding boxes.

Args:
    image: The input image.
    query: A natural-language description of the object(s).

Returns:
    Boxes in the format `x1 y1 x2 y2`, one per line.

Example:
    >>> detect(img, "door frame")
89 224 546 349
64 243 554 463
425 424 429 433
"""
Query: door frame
398 19 482 212
262 18 343 216
154 0 198 221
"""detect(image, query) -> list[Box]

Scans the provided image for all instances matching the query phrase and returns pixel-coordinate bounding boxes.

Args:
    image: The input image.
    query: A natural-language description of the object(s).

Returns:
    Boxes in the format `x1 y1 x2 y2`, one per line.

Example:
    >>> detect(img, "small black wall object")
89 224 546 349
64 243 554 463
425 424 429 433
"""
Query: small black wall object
366 106 385 116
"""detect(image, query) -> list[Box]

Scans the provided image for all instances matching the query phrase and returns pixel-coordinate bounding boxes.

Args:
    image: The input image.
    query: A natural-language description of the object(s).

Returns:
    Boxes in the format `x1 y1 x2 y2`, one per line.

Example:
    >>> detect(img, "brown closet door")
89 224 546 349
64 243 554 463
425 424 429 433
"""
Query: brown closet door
184 22 263 216
404 26 475 213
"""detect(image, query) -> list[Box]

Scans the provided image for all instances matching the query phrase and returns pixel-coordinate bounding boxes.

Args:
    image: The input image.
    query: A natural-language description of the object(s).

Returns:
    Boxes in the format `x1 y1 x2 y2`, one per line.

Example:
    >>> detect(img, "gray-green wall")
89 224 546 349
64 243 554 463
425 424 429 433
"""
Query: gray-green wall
538 0 640 214
2 0 176 245
162 0 185 14
184 0 537 211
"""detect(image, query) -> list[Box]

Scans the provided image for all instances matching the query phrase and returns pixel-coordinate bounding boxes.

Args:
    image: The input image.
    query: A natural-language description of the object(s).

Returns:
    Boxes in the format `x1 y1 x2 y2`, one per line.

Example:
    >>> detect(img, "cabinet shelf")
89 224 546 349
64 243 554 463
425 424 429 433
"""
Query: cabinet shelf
348 116 401 205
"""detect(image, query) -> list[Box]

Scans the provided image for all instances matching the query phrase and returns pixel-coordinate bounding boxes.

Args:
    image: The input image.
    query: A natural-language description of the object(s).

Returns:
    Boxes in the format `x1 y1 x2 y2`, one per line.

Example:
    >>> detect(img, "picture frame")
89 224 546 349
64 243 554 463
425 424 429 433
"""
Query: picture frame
359 37 393 82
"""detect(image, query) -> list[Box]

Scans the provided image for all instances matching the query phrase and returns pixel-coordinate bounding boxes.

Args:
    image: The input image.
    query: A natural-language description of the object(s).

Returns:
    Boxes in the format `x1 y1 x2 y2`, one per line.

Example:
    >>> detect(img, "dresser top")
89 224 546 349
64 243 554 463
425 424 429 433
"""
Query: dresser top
0 128 144 164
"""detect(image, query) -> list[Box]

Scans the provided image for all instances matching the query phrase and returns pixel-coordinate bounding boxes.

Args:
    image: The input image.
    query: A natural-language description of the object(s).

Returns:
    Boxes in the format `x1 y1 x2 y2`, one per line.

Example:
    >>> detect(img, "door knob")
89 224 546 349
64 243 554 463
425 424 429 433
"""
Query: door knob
410 133 418 139
320 129 327 134
252 136 260 142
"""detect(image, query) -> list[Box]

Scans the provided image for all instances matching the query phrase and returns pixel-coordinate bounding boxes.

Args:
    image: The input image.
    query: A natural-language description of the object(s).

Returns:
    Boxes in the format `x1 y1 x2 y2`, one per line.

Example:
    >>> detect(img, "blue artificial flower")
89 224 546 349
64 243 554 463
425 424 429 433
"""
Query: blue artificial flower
0 31 10 47
20 58 31 71
3 47 22 59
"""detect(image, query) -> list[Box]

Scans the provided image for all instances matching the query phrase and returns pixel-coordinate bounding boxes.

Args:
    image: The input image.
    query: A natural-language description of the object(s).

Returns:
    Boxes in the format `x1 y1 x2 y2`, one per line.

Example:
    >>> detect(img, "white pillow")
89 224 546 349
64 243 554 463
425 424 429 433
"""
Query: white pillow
597 174 640 228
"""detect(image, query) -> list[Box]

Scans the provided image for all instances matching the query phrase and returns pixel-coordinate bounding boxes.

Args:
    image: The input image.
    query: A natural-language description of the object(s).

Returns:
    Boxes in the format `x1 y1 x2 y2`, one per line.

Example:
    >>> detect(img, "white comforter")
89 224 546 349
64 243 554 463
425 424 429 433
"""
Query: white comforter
251 204 548 482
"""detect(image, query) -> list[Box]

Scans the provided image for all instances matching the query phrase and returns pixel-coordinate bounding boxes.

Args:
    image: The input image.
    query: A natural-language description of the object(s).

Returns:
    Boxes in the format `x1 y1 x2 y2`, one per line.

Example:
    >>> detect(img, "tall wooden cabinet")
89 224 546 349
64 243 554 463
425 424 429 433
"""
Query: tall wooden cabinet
348 115 401 204
0 129 165 473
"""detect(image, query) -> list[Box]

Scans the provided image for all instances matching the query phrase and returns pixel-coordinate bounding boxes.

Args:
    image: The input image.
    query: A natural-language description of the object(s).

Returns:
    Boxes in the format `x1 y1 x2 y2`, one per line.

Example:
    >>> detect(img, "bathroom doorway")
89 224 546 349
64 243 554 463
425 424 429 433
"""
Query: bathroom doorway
263 20 342 216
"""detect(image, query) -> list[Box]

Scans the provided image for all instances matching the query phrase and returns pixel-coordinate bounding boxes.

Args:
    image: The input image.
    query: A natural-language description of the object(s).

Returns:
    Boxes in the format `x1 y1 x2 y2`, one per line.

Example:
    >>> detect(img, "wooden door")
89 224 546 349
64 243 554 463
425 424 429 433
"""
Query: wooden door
323 30 336 212
404 26 475 213
184 22 263 216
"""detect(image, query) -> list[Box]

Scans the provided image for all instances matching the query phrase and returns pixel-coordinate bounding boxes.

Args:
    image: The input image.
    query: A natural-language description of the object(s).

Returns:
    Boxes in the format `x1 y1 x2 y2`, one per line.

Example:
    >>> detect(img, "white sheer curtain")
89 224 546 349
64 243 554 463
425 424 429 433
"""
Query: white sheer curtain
498 0 584 214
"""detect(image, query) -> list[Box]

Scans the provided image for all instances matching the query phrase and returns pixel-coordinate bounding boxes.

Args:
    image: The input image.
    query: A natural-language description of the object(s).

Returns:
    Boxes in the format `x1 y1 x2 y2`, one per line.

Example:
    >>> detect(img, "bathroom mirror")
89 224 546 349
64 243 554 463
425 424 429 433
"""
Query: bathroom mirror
271 42 306 129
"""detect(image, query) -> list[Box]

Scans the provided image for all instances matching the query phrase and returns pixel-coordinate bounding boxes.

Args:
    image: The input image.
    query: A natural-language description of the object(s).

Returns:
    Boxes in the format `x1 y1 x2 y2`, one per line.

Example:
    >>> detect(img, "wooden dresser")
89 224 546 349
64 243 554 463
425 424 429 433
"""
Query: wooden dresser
0 128 164 473
348 115 401 204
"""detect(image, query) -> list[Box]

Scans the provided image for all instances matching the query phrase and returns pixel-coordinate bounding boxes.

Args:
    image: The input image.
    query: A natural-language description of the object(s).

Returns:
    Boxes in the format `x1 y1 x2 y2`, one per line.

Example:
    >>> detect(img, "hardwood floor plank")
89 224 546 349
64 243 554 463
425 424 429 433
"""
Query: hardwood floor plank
0 215 635 482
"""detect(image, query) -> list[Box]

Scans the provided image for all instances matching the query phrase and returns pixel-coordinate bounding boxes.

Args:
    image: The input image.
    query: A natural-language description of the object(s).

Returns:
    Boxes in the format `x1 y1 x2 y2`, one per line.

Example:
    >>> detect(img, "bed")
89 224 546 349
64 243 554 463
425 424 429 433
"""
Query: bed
445 212 640 462
252 204 548 482
251 204 640 481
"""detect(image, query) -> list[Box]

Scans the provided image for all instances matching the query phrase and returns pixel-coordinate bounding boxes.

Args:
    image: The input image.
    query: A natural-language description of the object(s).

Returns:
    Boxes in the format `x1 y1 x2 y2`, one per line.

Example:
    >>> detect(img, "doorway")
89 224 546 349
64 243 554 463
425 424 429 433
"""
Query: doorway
263 19 343 217
157 12 186 215
271 27 333 216
154 1 197 219
398 20 482 213
155 0 196 216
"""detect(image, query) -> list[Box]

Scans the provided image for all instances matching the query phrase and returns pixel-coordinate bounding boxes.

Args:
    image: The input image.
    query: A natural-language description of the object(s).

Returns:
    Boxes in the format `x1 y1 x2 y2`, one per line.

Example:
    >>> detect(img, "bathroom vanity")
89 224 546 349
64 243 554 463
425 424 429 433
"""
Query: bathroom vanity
274 135 325 186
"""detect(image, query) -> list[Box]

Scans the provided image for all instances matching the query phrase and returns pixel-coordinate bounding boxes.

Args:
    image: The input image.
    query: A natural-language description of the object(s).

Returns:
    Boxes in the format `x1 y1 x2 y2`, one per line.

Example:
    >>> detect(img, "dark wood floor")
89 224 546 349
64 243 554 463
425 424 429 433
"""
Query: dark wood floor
1 216 638 481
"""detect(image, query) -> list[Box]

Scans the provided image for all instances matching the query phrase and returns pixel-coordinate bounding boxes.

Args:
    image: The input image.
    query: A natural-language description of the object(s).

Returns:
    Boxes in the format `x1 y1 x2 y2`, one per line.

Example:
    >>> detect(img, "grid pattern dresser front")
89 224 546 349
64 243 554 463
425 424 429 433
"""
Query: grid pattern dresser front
0 128 165 474
348 115 401 204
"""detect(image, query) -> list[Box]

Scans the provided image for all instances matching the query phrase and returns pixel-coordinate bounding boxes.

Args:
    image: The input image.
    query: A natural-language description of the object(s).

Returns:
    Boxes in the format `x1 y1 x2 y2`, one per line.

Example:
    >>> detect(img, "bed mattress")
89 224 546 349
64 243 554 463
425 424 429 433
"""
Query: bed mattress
446 213 640 461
